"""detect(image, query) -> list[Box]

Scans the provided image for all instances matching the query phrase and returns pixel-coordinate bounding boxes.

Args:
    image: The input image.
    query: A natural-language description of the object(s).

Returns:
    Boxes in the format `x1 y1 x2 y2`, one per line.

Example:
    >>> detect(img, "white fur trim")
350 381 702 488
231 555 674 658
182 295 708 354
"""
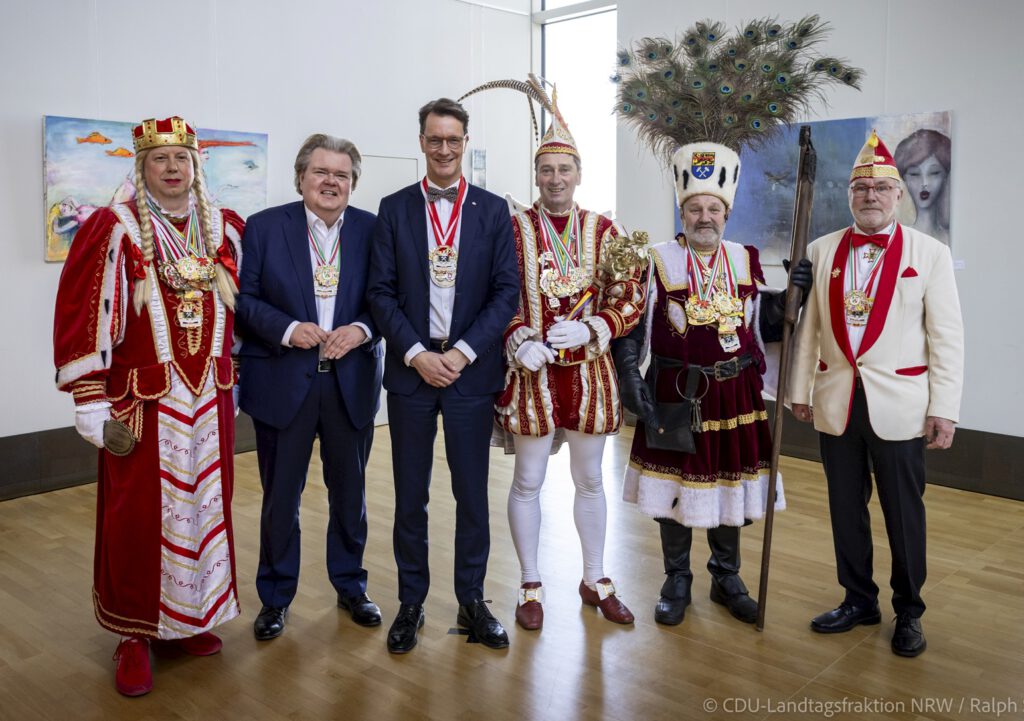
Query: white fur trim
55 219 125 388
623 466 785 528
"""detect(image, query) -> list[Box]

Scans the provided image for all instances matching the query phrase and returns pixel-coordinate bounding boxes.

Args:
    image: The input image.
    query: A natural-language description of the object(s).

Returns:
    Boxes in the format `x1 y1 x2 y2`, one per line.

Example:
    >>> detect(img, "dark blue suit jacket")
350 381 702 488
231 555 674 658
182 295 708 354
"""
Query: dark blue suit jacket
236 201 383 429
367 182 518 396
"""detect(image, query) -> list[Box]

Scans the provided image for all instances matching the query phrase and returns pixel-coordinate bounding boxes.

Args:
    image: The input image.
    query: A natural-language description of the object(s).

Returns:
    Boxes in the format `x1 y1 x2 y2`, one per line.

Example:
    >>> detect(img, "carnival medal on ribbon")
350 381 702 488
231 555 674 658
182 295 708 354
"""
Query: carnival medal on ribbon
147 198 215 354
843 226 891 328
424 177 468 288
308 224 341 298
537 205 588 309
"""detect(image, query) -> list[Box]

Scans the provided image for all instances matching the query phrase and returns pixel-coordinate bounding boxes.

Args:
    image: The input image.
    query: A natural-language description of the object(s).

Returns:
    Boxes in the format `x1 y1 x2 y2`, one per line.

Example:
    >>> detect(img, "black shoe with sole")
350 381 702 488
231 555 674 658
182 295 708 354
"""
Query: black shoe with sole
457 600 510 649
338 592 382 627
810 602 882 634
387 603 425 654
254 606 288 641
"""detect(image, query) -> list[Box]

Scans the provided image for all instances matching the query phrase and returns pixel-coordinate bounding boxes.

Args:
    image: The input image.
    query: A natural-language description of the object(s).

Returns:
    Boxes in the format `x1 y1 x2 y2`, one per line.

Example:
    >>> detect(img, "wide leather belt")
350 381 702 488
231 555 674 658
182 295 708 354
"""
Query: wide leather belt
429 339 450 352
689 354 755 382
653 353 755 382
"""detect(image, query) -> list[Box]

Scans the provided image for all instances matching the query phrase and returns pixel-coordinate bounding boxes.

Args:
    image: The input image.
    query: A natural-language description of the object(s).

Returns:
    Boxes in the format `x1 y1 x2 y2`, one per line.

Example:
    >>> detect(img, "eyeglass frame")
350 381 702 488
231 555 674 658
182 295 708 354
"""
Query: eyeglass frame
849 181 901 197
421 134 467 151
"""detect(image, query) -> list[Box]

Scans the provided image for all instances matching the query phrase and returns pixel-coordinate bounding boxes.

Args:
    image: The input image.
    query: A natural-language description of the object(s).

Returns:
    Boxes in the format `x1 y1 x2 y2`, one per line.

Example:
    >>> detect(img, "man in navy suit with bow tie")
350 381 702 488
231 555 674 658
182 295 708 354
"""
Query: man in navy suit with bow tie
236 134 384 640
367 98 519 653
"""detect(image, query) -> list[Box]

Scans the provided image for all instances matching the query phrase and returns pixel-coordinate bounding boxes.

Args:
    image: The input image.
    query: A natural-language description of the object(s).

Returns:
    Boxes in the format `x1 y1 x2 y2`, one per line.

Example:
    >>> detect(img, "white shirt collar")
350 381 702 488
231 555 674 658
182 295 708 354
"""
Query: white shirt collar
304 205 344 233
425 176 463 191
853 220 897 235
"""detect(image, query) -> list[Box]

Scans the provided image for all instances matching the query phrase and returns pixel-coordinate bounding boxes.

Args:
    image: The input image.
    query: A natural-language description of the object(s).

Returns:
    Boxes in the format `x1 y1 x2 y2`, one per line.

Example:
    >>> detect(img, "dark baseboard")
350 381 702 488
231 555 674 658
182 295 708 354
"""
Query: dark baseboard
0 414 257 502
763 401 1023 501
2 410 1020 502
622 402 1023 503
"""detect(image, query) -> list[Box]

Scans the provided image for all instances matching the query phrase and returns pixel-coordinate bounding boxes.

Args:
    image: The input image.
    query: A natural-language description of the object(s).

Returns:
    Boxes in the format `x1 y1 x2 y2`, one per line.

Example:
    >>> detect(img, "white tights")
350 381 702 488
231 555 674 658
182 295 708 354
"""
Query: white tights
508 430 608 585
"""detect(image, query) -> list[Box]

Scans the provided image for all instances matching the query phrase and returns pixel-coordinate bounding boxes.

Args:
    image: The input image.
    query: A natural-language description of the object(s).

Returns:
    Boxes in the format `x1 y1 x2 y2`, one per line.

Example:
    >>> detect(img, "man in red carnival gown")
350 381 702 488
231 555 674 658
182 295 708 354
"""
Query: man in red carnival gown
53 116 244 696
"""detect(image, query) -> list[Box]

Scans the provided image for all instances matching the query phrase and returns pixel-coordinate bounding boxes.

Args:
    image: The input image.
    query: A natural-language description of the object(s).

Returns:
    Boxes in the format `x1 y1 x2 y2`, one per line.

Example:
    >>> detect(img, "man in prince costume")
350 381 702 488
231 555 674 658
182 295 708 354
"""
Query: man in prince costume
471 77 647 630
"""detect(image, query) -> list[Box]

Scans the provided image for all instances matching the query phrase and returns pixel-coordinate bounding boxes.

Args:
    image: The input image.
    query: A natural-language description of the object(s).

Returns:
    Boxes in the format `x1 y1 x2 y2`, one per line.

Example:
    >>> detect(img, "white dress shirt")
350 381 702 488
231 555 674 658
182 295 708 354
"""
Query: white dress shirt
281 206 371 346
846 220 896 357
403 178 476 366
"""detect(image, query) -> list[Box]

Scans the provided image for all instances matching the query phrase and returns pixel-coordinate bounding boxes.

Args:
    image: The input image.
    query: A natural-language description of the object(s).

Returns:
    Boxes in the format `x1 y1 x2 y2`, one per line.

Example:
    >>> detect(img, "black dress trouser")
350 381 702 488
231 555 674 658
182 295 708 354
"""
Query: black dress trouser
819 382 927 618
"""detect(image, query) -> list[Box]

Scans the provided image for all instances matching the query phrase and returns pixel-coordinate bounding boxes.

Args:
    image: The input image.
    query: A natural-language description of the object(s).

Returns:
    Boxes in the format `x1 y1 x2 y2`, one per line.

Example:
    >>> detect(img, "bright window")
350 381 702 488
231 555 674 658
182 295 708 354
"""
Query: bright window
541 8 617 215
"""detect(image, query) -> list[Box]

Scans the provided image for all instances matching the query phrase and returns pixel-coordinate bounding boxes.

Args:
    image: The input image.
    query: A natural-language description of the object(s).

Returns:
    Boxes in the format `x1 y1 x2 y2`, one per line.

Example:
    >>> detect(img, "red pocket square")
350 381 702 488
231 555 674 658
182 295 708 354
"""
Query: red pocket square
901 266 918 278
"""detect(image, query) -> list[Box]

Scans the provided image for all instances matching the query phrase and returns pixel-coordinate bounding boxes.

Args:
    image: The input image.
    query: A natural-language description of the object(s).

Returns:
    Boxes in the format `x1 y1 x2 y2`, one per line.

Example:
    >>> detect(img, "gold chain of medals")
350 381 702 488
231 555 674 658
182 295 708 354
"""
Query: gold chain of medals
149 201 216 355
537 206 589 310
683 240 743 353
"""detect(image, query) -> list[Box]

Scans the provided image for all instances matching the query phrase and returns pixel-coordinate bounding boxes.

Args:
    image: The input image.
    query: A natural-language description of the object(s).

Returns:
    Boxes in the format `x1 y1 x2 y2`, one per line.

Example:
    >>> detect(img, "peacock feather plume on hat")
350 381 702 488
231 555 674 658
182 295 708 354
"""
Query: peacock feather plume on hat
459 73 579 158
613 15 863 163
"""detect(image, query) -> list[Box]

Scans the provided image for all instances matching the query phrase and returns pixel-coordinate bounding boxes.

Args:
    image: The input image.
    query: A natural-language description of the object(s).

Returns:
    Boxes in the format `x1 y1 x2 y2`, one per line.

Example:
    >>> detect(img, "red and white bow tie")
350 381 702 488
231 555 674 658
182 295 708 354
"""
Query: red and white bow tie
851 233 889 248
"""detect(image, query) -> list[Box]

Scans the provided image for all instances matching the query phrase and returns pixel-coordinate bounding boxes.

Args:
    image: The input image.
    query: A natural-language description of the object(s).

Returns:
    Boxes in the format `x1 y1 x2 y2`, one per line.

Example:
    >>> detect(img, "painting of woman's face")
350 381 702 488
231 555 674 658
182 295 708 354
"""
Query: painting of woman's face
903 153 947 210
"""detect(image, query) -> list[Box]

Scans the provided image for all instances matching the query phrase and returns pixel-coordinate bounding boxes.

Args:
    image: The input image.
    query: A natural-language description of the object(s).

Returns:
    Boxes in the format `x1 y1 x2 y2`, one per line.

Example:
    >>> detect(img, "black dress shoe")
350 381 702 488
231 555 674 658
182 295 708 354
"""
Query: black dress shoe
338 592 382 627
387 603 424 654
810 601 882 634
892 613 926 657
457 599 510 649
254 606 288 640
709 576 758 624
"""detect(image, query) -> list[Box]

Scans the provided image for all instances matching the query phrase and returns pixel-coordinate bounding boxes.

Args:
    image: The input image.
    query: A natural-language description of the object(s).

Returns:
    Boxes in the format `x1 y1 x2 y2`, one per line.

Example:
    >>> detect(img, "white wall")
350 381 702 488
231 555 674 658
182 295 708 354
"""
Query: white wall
617 0 1024 437
0 0 532 437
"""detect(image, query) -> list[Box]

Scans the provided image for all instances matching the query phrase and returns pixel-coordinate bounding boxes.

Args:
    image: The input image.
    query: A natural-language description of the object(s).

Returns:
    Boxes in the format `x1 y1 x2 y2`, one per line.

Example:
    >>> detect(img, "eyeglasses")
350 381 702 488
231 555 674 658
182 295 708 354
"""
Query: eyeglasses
422 135 466 151
850 182 899 197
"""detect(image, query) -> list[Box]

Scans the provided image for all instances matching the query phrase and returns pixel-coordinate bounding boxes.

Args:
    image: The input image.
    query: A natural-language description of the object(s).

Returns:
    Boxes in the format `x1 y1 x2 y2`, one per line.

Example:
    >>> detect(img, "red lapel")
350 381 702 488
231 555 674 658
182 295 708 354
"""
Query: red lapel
829 229 855 368
857 224 904 358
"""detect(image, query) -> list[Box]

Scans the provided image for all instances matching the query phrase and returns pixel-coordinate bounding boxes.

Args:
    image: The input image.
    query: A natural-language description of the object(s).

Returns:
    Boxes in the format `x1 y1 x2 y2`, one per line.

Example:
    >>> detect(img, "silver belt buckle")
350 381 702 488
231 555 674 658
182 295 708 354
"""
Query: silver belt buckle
317 359 332 373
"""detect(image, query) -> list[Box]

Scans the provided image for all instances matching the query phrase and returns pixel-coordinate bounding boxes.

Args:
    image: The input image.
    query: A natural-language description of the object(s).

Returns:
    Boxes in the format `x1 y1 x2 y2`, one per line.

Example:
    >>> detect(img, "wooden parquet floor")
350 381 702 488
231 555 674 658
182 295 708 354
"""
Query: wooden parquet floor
0 426 1022 721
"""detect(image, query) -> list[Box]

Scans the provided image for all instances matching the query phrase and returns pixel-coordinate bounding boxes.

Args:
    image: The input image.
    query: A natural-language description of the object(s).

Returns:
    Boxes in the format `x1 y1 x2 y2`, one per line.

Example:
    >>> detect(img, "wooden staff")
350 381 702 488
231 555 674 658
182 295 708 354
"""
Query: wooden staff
756 125 816 631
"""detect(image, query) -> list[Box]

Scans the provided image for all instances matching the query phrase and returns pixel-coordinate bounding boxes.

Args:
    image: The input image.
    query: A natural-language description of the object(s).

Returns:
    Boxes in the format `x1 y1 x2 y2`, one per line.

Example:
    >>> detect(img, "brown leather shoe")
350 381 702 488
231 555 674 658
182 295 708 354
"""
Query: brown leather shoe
579 578 635 625
515 582 543 630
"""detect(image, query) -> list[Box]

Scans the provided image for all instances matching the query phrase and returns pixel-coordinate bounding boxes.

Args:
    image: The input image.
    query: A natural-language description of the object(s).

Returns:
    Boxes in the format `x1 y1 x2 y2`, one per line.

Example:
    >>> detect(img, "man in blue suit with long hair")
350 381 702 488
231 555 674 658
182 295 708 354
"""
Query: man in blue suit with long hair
236 134 384 640
368 98 519 653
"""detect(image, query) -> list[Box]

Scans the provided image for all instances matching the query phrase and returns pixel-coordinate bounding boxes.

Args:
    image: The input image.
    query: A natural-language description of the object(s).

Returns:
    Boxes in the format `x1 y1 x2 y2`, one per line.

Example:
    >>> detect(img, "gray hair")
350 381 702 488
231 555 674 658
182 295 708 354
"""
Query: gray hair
294 134 363 192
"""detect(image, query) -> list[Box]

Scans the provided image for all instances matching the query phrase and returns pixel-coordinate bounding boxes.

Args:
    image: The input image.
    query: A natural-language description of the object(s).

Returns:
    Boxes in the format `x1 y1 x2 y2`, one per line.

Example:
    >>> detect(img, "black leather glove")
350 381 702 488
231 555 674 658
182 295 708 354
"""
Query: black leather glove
782 258 813 301
611 324 659 429
761 258 814 341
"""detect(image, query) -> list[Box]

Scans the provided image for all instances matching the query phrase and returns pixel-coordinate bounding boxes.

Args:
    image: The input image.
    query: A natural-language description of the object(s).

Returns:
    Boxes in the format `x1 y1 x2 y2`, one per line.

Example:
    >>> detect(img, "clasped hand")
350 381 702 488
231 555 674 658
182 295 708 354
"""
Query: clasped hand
412 348 469 388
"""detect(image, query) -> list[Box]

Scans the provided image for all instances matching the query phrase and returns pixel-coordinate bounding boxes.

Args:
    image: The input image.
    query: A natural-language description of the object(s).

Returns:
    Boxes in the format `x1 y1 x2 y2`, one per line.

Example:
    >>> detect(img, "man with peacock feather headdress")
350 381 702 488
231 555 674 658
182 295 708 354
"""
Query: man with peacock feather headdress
611 16 860 626
53 116 244 695
461 75 647 630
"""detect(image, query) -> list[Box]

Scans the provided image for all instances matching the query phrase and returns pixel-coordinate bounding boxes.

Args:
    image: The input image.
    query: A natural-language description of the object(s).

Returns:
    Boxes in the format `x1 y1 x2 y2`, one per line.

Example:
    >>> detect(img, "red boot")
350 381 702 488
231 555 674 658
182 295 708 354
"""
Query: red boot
579 578 635 625
113 638 152 697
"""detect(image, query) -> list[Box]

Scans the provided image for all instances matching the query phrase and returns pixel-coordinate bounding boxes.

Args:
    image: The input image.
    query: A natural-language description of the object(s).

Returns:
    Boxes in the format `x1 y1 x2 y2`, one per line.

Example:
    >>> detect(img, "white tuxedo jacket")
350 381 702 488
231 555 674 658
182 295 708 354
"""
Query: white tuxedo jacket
790 225 963 441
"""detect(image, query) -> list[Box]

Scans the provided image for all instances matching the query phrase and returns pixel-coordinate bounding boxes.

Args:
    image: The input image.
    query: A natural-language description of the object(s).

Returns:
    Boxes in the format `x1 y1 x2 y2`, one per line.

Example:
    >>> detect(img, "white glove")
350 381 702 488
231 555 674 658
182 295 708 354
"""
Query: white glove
546 320 592 350
515 340 556 371
75 402 111 449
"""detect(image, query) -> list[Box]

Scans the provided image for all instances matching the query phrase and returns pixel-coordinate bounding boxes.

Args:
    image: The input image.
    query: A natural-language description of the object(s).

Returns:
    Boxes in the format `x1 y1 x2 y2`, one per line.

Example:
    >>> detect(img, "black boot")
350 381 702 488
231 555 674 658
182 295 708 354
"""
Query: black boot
654 520 693 625
707 525 758 624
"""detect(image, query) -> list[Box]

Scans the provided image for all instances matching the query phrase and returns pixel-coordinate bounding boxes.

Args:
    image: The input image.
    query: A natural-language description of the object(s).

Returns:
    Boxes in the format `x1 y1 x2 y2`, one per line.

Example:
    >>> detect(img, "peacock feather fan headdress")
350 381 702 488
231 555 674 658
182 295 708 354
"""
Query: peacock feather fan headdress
614 16 863 163
459 73 579 159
